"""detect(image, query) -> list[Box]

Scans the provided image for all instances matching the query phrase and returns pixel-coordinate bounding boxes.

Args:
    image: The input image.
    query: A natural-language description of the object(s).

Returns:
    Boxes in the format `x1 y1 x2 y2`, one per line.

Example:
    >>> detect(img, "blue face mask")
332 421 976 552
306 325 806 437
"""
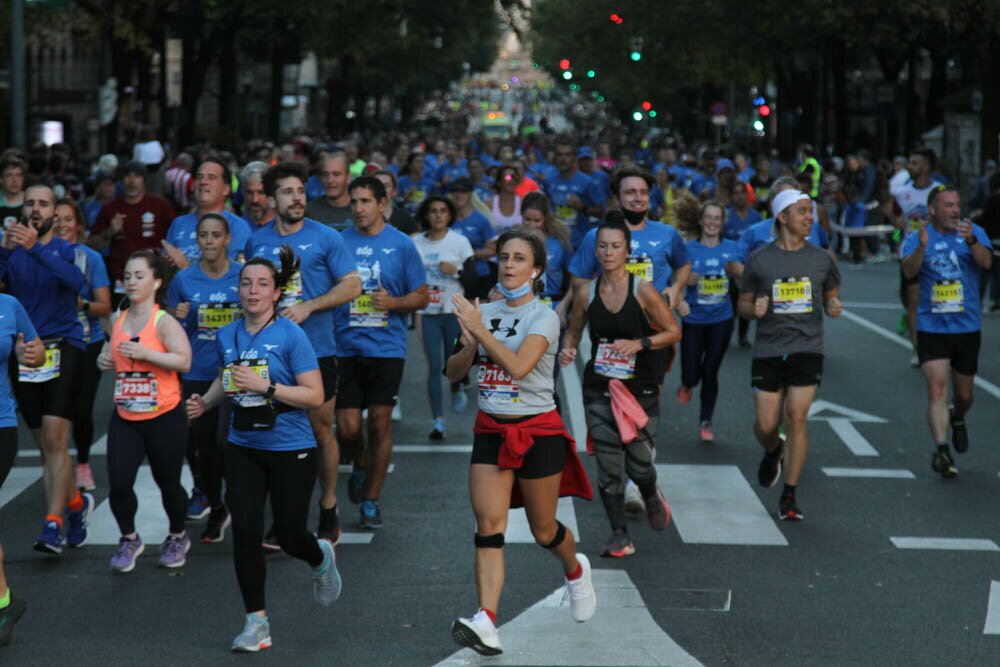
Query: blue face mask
496 273 537 300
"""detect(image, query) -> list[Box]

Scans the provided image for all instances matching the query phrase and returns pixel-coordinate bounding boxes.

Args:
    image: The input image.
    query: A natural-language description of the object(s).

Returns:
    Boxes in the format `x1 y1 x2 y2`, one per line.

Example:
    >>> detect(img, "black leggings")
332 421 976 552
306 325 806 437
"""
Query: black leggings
107 404 189 535
73 341 104 463
225 443 324 613
0 427 17 488
182 379 227 507
680 319 734 423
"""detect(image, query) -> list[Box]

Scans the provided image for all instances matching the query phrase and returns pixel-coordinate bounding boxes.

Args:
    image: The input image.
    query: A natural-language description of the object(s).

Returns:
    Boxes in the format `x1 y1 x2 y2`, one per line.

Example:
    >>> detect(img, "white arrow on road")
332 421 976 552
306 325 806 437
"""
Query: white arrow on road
807 399 886 457
436 569 703 667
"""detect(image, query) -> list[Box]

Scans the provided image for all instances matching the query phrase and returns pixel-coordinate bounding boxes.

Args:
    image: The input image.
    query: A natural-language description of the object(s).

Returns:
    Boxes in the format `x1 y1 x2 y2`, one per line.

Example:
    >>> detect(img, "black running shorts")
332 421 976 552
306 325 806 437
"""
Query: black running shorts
14 340 84 429
471 413 566 479
916 331 980 376
751 353 824 392
318 355 338 402
336 356 404 409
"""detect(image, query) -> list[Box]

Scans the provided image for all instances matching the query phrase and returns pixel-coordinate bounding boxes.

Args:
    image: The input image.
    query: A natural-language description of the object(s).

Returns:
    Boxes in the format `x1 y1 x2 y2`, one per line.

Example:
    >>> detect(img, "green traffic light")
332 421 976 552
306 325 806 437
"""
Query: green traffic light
648 110 657 118
630 52 641 62
587 70 596 78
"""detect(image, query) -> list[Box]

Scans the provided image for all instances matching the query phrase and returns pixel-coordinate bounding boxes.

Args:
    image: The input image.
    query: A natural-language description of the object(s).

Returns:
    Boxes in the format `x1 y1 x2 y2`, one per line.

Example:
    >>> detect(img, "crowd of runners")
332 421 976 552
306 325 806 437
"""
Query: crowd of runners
0 116 994 654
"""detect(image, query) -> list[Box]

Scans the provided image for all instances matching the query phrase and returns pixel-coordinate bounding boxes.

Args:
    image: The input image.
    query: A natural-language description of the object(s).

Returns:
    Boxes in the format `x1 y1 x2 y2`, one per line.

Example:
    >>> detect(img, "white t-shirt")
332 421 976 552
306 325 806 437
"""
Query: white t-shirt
133 140 165 166
476 297 559 416
894 180 944 237
410 230 474 315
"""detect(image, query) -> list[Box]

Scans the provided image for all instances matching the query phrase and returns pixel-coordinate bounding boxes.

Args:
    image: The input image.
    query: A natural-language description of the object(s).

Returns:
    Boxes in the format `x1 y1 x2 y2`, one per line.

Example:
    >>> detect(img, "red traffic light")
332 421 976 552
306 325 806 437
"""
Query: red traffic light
641 100 652 112
610 13 623 24
559 59 571 70
758 104 771 117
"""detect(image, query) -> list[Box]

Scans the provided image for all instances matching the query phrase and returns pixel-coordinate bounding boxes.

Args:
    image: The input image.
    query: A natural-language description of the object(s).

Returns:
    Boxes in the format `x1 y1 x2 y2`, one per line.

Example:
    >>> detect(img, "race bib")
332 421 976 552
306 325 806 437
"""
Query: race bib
478 357 519 405
349 290 389 327
223 359 271 407
278 271 304 310
626 256 654 282
556 205 576 223
772 277 813 314
909 218 922 233
594 340 636 379
931 280 964 313
114 371 158 412
407 189 427 204
197 302 239 340
78 311 91 344
19 339 61 383
697 274 729 305
425 285 443 314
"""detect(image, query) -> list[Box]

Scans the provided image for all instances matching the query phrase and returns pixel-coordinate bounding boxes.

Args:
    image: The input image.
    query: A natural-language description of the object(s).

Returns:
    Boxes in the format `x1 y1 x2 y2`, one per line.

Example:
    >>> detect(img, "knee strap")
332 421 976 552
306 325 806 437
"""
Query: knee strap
541 521 567 549
474 532 505 549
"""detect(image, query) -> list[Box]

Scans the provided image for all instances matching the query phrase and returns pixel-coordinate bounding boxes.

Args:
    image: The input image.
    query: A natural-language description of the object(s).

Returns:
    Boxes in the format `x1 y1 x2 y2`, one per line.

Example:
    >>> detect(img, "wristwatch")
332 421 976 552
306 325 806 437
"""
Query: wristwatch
81 300 90 313
265 381 277 399
640 336 652 351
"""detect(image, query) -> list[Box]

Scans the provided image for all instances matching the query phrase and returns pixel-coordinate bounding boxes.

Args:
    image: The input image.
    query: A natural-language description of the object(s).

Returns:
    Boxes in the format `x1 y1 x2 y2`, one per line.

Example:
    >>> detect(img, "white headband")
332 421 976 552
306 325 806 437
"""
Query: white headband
771 190 811 217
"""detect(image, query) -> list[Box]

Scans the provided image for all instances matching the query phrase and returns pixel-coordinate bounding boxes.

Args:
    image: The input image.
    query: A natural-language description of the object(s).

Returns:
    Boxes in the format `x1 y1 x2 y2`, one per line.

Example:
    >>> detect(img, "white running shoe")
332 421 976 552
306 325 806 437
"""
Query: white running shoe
231 614 272 652
451 609 502 656
565 554 597 622
624 480 645 514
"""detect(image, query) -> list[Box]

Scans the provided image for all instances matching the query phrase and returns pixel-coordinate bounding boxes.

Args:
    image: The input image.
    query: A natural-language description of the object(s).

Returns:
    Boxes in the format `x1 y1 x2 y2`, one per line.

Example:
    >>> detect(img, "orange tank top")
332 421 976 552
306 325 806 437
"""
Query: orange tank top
110 305 182 421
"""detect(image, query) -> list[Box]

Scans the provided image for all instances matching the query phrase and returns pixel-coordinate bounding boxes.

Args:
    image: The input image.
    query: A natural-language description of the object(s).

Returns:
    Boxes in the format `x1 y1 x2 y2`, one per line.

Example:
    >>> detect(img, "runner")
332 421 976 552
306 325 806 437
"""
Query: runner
373 170 418 235
446 227 595 656
53 198 111 492
900 186 991 478
184 246 341 652
305 152 354 231
240 162 275 229
397 153 436 214
738 189 842 521
412 196 474 439
675 201 743 443
488 165 523 231
560 217 680 557
1 184 93 554
245 162 361 545
97 250 193 571
543 138 605 248
0 153 27 230
335 176 428 529
167 212 243 540
520 191 573 322
0 294 44 646
449 177 498 300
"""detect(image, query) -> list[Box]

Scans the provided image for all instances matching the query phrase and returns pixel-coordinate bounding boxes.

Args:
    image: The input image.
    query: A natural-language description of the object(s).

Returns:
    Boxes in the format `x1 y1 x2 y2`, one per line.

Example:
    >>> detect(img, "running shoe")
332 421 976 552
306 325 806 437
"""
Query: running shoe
391 401 402 422
565 554 597 622
931 447 958 479
347 467 367 505
699 421 715 444
644 487 671 532
33 520 64 555
159 533 191 568
201 506 231 544
951 412 969 454
600 529 635 558
360 499 382 529
110 535 144 573
74 462 96 491
0 596 27 647
317 504 341 546
757 437 785 488
451 389 468 414
624 480 645 514
896 312 908 335
66 492 94 548
778 492 804 521
429 417 446 441
676 386 692 405
231 614 272 653
186 487 210 521
451 609 502 656
262 525 282 554
312 539 342 606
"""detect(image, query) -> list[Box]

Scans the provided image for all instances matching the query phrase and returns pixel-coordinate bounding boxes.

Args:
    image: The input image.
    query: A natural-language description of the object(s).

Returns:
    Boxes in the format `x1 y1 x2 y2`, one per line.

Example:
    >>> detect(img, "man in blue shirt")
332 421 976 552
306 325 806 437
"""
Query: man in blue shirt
577 146 612 205
245 162 361 544
901 186 992 479
543 139 605 248
336 176 428 530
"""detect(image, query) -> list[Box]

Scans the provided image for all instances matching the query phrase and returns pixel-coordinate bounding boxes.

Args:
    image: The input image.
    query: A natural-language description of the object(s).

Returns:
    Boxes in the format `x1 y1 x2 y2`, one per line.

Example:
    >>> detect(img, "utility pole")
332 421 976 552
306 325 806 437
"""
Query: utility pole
11 0 26 149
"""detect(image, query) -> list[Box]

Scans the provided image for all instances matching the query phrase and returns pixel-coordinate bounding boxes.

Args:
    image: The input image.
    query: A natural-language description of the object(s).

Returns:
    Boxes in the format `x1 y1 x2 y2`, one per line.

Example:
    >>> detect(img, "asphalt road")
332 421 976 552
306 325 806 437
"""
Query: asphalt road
3 259 1000 666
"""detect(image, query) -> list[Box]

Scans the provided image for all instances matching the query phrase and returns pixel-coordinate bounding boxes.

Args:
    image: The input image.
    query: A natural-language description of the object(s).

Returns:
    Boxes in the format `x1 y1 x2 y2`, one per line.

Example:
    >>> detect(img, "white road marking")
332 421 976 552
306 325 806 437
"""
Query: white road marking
841 309 1000 401
435 569 704 666
339 463 395 473
657 464 787 546
18 434 107 459
505 497 579 544
822 467 915 479
825 419 880 457
984 581 1000 634
890 537 999 551
88 466 195 545
558 356 588 452
0 467 42 509
808 399 886 457
841 301 905 310
394 445 472 453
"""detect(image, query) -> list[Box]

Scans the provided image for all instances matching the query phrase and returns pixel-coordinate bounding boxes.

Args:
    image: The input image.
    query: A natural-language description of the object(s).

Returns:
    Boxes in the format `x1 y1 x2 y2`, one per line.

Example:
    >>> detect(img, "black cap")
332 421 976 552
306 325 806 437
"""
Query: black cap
450 177 474 192
120 160 148 178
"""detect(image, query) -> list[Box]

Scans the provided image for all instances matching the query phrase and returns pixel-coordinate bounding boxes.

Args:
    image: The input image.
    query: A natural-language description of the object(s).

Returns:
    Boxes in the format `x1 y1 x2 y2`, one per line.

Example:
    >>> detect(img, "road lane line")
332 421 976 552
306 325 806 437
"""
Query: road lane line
984 581 1000 634
890 537 999 551
88 466 195 545
822 467 915 479
842 309 1000 401
841 301 905 310
559 357 588 452
339 463 395 473
657 464 787 546
0 467 42 509
506 496 579 544
826 418 880 456
394 445 472 453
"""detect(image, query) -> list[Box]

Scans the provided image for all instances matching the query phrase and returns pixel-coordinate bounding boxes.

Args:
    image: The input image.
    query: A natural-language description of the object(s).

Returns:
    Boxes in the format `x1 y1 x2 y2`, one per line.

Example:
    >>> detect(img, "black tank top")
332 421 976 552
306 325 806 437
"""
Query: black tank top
582 273 657 398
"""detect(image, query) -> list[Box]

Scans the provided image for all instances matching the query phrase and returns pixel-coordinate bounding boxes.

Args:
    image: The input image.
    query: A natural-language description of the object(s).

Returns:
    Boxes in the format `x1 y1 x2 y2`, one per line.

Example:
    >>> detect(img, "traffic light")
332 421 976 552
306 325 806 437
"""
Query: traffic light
609 13 623 24
559 59 571 70
641 100 652 112
562 71 573 80
587 69 596 78
758 104 771 117
629 37 643 62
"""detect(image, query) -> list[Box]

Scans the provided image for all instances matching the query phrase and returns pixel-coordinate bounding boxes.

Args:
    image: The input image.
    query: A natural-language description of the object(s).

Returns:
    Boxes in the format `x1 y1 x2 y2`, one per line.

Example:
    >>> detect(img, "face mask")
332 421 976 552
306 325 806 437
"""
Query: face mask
622 208 647 225
497 271 537 300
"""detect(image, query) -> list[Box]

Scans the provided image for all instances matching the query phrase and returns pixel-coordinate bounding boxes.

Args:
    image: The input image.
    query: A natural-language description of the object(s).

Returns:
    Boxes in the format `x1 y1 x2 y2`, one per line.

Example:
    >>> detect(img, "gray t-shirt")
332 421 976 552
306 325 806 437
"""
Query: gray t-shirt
476 297 559 416
740 242 841 358
305 198 353 232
